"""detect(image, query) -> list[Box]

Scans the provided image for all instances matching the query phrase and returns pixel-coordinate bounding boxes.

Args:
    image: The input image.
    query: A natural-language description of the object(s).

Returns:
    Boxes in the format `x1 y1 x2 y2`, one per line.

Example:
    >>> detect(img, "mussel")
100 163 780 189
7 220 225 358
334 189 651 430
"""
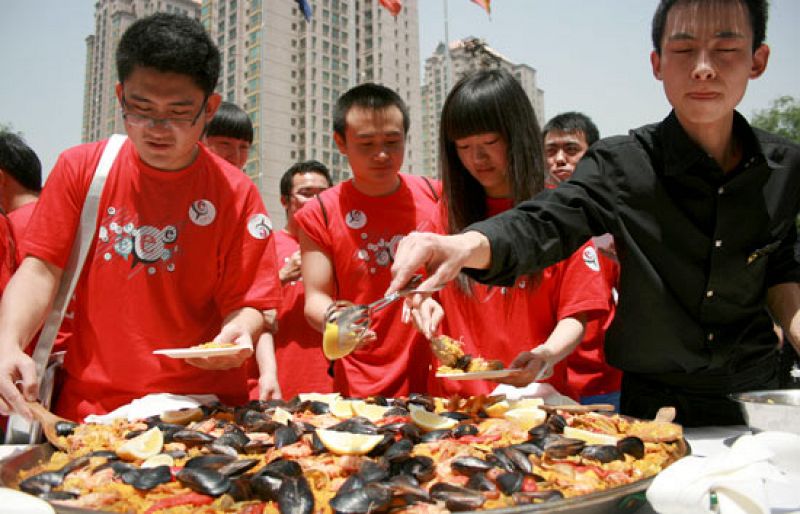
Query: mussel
580 444 624 464
177 467 231 496
429 483 485 511
330 482 392 514
544 437 585 459
277 475 315 514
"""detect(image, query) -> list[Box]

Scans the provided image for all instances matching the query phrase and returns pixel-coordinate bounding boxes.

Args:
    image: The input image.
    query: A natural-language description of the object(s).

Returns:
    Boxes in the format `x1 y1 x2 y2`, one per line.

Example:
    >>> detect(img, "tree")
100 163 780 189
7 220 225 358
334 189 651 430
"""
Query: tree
751 96 800 143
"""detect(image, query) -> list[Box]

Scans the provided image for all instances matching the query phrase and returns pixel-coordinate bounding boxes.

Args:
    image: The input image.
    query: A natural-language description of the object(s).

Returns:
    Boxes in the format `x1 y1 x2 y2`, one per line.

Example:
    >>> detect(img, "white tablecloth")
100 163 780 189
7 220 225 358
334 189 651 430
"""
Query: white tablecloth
640 426 800 514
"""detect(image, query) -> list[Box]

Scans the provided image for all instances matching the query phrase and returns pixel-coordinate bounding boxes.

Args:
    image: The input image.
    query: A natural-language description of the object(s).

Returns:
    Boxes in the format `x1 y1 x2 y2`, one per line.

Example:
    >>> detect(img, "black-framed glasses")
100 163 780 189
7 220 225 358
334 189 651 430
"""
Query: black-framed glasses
120 94 208 130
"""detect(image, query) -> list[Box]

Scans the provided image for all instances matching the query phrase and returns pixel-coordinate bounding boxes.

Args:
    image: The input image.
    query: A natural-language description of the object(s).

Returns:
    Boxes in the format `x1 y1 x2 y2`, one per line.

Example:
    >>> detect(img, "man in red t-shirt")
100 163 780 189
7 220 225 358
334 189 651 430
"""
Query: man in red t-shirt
0 131 42 264
0 14 281 422
296 84 440 398
542 112 622 408
251 161 334 400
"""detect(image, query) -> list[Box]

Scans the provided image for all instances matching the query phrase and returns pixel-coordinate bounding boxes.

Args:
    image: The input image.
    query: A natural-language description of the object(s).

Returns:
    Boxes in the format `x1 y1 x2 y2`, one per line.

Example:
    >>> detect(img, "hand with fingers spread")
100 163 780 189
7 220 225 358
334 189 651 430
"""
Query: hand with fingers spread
387 231 492 305
404 296 444 340
497 345 557 387
0 347 39 419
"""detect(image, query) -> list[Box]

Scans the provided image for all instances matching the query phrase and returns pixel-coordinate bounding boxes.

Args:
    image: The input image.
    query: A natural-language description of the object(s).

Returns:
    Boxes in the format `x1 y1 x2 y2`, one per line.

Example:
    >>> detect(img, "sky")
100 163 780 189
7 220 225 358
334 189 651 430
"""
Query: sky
1 0 798 176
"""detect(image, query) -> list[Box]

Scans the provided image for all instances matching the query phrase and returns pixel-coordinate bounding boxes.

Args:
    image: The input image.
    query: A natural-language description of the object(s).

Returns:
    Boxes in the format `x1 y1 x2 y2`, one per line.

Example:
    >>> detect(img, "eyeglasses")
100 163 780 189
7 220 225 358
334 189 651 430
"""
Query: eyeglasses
121 94 207 130
292 187 329 200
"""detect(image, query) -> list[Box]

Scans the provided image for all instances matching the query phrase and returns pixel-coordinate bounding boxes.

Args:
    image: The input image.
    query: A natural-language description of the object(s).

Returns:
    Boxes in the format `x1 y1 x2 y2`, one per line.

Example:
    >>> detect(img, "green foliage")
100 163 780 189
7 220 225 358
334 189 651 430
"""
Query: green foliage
751 96 800 143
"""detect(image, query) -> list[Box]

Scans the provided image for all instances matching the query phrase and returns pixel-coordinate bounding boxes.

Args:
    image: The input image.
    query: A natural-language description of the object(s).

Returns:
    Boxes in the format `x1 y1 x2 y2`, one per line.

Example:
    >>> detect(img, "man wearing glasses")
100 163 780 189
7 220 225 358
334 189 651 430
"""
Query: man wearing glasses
248 161 334 401
0 13 281 422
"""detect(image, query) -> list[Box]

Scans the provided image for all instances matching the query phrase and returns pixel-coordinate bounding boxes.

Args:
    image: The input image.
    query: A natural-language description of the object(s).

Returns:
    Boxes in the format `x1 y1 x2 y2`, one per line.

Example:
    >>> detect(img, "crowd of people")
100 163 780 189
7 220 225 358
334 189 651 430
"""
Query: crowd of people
0 0 798 432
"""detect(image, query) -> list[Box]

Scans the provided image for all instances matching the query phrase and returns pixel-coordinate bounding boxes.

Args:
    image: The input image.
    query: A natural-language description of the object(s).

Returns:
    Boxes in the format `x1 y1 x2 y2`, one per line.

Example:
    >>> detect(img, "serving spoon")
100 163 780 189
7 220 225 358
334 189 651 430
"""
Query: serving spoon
26 401 74 451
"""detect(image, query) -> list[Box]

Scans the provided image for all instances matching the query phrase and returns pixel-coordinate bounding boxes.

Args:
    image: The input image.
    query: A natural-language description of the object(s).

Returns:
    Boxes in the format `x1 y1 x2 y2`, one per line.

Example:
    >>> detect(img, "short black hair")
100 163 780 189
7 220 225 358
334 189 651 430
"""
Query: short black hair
116 13 220 96
542 112 600 147
0 131 42 193
205 102 253 144
280 160 333 197
652 0 768 54
332 83 410 139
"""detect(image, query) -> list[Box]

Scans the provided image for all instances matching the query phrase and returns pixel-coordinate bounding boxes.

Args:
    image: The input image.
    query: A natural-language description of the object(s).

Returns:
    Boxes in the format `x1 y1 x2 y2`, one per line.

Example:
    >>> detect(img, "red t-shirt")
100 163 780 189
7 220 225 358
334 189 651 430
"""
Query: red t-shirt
248 229 334 399
8 201 36 263
429 198 612 400
22 139 281 421
0 214 14 294
295 174 441 397
566 235 622 398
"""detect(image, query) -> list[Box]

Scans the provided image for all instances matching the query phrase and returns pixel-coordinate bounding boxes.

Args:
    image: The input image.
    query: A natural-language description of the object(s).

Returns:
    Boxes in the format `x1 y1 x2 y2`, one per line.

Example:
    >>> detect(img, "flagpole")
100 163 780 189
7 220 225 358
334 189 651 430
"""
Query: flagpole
443 0 451 93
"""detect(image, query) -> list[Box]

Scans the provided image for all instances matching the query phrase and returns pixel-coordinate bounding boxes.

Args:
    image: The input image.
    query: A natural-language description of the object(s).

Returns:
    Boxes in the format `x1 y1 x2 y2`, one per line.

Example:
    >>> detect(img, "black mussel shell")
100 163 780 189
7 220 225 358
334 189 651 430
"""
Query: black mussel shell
617 436 646 459
330 482 392 514
581 444 624 464
251 472 283 501
419 429 452 443
86 450 118 460
358 459 390 483
171 429 216 447
365 395 389 406
452 423 479 438
127 465 172 491
489 448 515 472
450 456 493 476
400 456 435 483
513 490 564 504
510 442 544 458
399 423 422 442
19 471 65 495
544 437 586 459
383 406 409 417
185 454 236 471
273 425 300 449
429 483 485 511
440 411 471 421
177 467 231 497
501 446 533 474
209 442 240 457
277 475 315 514
263 457 303 478
545 414 567 433
337 473 366 496
328 417 378 435
496 471 524 495
228 476 256 502
219 458 259 477
366 433 395 458
54 421 78 437
38 490 80 501
466 472 497 492
406 393 436 412
215 424 250 449
383 438 414 462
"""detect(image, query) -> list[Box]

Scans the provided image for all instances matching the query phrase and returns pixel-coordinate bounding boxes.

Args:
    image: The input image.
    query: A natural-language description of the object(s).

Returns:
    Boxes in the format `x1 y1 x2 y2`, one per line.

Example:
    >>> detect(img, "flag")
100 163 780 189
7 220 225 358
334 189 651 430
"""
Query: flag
379 0 402 16
471 0 491 15
295 0 312 22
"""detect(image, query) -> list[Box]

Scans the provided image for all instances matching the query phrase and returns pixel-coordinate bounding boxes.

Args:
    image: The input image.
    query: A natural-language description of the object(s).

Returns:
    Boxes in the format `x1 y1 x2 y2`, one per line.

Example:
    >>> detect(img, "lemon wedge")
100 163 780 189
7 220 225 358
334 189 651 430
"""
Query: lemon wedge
409 405 457 432
510 398 544 409
316 429 385 455
322 322 359 359
352 401 389 422
485 400 511 418
116 427 164 461
503 407 547 431
141 453 175 468
330 399 357 418
563 426 621 445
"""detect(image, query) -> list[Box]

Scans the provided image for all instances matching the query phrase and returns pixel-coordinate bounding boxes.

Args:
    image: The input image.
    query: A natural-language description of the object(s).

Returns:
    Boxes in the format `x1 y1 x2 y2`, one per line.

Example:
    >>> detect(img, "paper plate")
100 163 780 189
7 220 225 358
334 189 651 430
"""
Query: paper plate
152 345 247 359
435 369 521 380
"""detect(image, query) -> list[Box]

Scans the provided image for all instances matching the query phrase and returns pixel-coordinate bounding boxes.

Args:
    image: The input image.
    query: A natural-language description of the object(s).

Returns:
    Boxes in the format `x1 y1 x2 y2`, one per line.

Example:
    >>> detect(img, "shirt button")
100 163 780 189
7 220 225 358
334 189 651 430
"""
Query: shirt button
715 240 722 248
707 333 715 342
706 290 714 298
718 186 725 195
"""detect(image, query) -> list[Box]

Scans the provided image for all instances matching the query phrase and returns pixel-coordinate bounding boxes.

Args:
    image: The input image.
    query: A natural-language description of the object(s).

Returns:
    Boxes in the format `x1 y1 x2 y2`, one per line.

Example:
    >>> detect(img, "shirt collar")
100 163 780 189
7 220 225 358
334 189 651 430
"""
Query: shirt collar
659 110 768 177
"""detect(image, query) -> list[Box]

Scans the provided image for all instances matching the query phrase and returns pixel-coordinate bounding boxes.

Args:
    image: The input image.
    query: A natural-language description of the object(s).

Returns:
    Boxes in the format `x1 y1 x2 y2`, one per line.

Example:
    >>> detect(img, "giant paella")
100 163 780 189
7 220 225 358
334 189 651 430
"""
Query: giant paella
6 393 687 513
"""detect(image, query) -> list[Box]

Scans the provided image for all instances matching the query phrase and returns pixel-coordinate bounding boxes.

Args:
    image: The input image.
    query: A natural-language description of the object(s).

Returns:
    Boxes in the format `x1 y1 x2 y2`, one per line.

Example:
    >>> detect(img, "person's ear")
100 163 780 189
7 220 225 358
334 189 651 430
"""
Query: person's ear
650 50 663 81
750 44 769 79
115 83 124 106
280 194 290 210
204 93 222 123
333 131 348 155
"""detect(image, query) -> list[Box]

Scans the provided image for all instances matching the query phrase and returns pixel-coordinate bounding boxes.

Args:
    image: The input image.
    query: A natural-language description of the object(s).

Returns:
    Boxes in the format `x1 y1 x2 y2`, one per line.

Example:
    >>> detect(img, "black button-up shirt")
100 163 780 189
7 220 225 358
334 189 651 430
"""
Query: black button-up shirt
466 111 800 399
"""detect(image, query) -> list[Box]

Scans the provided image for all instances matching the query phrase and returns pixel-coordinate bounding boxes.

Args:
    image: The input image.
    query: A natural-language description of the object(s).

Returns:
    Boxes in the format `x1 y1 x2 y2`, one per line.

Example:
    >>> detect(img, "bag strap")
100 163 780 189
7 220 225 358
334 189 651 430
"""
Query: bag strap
30 135 127 384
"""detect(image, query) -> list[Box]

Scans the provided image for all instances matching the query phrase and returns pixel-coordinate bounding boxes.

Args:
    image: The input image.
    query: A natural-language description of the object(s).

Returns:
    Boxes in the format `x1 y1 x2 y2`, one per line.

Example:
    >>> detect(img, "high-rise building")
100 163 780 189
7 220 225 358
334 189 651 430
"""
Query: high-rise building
420 37 545 176
82 0 201 144
201 0 423 228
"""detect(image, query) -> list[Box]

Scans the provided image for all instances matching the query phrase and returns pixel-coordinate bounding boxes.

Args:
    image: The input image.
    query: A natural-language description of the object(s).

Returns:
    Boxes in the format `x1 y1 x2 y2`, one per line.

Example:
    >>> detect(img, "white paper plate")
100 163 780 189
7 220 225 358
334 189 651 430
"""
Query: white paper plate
152 345 247 359
435 369 521 380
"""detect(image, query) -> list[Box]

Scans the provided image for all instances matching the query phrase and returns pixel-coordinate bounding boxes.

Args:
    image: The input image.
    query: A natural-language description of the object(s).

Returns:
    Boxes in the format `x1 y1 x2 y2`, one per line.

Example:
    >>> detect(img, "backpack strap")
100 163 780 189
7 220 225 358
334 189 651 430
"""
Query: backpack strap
421 176 439 201
316 194 329 227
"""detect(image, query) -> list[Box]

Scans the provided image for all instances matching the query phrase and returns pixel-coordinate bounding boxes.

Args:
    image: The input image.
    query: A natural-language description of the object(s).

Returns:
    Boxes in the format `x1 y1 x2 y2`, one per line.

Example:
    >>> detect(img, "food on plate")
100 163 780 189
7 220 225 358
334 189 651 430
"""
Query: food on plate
192 341 239 349
431 335 505 375
14 394 687 513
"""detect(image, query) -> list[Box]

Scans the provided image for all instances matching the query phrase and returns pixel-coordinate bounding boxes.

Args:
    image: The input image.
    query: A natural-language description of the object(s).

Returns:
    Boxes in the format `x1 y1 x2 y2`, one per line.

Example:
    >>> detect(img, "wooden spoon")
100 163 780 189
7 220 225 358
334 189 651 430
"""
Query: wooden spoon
26 401 73 451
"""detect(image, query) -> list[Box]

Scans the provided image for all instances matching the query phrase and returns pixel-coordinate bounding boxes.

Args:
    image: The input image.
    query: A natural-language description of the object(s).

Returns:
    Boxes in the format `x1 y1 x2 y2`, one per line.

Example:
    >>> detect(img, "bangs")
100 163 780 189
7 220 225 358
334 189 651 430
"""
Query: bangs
442 81 507 141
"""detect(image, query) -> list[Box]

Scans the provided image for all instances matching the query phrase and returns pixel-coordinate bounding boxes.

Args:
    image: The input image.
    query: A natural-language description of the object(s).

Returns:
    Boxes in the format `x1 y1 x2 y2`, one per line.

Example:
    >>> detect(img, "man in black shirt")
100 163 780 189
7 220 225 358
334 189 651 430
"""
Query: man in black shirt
389 0 800 426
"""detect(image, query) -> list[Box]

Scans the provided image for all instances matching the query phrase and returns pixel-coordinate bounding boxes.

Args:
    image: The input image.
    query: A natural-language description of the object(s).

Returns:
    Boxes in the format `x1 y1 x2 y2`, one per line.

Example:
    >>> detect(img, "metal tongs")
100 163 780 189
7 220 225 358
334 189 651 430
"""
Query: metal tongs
326 274 442 353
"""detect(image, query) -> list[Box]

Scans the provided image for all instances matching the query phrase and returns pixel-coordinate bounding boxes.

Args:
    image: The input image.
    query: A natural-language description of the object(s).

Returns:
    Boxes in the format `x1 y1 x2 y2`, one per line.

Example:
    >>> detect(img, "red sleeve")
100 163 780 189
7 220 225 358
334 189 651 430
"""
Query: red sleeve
294 194 333 253
22 142 106 269
214 183 282 315
0 216 15 293
554 241 612 321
